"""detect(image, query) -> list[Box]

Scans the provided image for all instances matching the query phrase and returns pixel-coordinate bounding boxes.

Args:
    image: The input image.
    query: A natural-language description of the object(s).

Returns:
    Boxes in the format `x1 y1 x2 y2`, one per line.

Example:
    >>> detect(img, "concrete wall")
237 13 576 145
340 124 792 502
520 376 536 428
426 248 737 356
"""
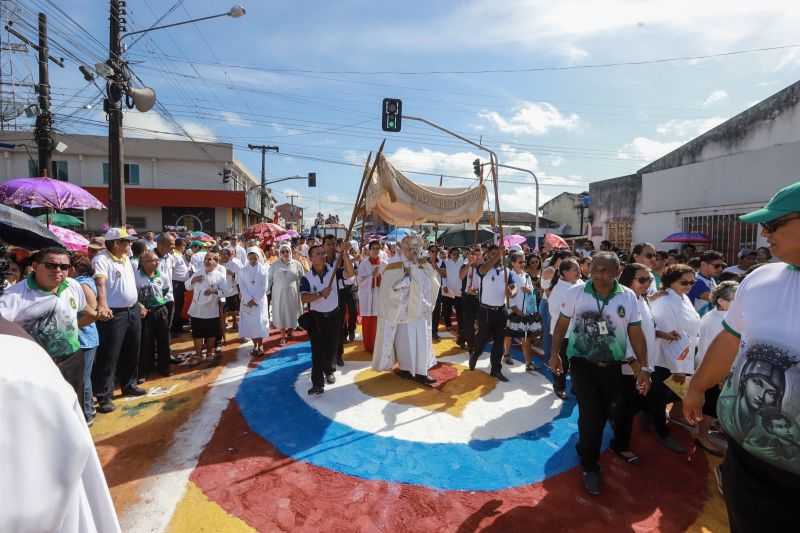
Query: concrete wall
540 193 583 235
587 174 641 249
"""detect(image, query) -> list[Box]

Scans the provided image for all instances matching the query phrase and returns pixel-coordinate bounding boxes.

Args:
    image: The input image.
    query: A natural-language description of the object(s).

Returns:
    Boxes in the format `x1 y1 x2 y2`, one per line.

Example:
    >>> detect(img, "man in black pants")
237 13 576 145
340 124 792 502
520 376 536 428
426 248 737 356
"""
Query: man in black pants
550 252 648 496
458 249 482 351
469 245 515 382
91 228 147 414
300 243 355 395
339 240 359 343
323 235 350 365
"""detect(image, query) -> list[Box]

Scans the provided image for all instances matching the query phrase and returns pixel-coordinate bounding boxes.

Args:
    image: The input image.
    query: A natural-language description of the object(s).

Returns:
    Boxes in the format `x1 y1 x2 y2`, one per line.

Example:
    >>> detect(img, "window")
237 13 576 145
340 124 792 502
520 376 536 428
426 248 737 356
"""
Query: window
102 162 140 185
126 216 147 229
27 160 69 181
607 220 633 251
682 213 759 265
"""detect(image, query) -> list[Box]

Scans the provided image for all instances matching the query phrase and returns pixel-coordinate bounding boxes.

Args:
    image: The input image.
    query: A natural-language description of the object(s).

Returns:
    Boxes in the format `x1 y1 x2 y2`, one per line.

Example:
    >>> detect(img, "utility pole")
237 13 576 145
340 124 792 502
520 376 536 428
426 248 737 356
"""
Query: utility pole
107 0 126 227
35 13 53 176
248 143 279 221
286 193 300 229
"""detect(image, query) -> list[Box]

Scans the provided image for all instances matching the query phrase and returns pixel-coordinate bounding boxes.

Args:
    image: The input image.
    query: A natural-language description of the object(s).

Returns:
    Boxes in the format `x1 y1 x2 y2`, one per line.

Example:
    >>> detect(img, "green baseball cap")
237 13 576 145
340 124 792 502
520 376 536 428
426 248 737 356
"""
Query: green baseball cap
190 240 204 248
740 181 800 224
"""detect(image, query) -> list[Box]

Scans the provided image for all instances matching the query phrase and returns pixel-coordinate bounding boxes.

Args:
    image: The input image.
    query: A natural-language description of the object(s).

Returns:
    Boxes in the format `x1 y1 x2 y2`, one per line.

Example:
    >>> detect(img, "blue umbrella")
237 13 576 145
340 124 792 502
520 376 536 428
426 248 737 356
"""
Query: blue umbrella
384 227 414 240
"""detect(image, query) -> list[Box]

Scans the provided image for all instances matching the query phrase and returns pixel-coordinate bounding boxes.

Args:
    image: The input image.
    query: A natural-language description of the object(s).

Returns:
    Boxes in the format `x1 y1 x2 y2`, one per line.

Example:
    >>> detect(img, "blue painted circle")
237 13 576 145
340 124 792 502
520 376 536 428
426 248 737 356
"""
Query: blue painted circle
236 342 610 491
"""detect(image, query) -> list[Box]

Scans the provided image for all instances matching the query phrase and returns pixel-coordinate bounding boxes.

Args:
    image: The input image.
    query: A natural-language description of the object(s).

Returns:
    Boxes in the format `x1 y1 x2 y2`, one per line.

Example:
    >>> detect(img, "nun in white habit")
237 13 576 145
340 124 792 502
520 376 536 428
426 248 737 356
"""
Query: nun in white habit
239 247 270 355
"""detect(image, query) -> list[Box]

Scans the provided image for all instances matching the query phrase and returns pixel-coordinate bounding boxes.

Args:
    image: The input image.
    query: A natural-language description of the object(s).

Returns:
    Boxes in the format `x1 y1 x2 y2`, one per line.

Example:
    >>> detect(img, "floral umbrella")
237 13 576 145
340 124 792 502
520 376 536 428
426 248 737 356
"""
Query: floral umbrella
502 234 527 246
544 233 569 249
242 222 286 240
0 177 105 210
48 225 89 252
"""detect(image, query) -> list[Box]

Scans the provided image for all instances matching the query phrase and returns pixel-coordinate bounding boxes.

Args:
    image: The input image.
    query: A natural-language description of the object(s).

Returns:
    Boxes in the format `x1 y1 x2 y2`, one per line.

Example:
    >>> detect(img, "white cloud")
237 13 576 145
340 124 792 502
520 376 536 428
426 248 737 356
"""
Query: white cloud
618 137 684 161
771 48 800 73
220 111 249 126
500 186 554 212
656 116 727 137
702 90 728 108
120 110 216 142
549 156 564 167
479 102 580 135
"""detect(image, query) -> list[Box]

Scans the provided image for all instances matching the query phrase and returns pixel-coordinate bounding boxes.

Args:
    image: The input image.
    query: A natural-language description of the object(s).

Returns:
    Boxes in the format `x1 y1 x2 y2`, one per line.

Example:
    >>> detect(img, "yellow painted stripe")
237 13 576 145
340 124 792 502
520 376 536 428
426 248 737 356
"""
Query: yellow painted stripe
166 481 255 533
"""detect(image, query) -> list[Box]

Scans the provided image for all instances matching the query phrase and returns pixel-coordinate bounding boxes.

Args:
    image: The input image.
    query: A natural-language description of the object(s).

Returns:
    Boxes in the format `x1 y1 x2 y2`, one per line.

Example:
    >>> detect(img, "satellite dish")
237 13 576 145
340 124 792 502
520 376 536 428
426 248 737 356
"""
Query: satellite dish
127 87 156 112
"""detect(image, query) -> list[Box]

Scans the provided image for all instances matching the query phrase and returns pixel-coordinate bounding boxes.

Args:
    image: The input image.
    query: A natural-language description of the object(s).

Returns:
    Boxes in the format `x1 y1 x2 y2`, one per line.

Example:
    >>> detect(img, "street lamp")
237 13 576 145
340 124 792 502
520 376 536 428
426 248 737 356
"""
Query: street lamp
103 2 246 227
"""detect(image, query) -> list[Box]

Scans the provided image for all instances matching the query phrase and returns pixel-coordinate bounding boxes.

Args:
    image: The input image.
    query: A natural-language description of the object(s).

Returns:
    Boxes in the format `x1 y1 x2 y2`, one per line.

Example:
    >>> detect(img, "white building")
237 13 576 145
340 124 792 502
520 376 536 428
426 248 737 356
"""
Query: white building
590 79 800 263
0 132 275 234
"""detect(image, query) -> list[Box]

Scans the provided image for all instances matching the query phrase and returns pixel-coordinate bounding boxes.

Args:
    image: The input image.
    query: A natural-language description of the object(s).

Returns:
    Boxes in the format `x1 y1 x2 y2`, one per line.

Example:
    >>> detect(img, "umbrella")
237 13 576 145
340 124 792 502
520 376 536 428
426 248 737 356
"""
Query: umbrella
438 223 494 248
384 227 414 240
662 232 712 243
0 177 105 210
190 231 215 242
286 229 299 237
275 233 292 241
48 225 89 252
242 222 287 240
544 233 569 249
0 204 63 249
502 234 526 247
425 230 446 243
36 213 84 227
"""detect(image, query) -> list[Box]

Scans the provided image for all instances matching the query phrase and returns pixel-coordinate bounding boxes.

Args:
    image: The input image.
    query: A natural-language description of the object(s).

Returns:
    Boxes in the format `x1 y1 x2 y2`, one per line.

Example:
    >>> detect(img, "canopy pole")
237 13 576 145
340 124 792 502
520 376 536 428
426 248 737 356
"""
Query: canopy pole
326 140 384 290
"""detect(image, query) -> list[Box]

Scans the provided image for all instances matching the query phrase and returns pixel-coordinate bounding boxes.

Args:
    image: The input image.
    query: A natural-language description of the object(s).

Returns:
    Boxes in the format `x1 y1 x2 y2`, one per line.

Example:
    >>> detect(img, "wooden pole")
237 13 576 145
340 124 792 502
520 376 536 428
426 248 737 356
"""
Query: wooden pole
325 140 385 290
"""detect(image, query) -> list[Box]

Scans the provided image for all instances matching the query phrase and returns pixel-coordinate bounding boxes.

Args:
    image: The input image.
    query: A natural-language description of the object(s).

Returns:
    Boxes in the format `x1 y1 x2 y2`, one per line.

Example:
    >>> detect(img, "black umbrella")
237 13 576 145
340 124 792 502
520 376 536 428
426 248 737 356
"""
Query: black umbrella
0 204 63 249
438 223 495 248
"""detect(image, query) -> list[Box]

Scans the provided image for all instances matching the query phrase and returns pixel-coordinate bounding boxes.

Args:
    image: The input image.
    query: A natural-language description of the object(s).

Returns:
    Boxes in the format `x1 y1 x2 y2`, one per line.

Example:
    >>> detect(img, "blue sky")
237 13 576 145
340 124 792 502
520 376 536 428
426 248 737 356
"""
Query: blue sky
7 0 800 224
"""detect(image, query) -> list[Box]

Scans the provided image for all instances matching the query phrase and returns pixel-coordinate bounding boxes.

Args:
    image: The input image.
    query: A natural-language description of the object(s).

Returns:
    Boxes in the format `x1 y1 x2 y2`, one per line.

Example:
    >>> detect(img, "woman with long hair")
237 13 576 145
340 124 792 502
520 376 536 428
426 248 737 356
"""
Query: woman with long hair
69 252 100 425
547 258 583 399
612 262 656 464
538 249 574 372
628 242 658 292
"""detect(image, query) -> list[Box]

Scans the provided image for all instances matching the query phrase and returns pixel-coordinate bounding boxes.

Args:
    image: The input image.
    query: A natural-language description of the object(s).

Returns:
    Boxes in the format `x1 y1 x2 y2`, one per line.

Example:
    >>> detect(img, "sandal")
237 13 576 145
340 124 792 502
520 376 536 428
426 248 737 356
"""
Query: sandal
503 354 514 365
188 356 201 366
554 390 567 400
694 438 723 457
611 448 642 465
525 363 539 372
278 338 286 347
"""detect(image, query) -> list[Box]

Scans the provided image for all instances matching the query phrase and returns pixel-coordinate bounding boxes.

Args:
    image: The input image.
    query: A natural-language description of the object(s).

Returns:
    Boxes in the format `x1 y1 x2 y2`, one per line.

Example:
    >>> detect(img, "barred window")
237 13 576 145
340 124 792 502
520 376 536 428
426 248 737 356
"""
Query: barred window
682 213 759 265
607 220 632 251
126 216 147 229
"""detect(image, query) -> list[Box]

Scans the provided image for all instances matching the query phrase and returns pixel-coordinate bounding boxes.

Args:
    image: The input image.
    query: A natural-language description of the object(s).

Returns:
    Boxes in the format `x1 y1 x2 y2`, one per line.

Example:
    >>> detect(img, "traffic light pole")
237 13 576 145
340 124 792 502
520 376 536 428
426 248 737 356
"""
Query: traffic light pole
484 162 539 243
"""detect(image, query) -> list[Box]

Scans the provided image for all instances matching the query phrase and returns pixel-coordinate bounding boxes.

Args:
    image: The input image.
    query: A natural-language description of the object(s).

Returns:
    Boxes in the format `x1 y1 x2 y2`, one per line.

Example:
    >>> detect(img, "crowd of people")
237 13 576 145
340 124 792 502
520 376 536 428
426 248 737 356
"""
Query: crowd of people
0 181 798 532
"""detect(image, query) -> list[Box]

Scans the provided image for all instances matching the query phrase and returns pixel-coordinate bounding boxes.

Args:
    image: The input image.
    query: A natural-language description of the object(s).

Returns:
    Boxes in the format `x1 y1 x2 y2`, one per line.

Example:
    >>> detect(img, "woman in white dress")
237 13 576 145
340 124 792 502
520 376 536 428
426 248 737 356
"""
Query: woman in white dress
267 243 304 346
239 248 270 356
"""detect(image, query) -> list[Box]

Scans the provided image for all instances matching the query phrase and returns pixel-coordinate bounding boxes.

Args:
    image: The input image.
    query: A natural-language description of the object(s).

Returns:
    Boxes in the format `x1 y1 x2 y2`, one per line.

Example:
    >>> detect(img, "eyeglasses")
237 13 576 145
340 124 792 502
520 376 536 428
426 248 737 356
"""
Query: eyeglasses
635 276 653 284
678 279 696 286
761 215 800 233
42 261 70 271
711 263 725 269
280 250 290 254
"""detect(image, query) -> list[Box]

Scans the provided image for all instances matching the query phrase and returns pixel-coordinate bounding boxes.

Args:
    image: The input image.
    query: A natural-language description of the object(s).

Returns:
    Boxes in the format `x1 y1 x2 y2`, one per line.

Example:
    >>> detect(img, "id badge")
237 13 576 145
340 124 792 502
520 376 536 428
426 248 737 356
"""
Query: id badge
597 321 609 335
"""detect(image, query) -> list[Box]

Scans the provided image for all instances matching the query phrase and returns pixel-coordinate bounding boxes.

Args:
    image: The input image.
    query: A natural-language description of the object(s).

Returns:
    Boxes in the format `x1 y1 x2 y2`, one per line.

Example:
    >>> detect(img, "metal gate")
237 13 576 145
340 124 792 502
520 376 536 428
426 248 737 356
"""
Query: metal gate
682 213 760 265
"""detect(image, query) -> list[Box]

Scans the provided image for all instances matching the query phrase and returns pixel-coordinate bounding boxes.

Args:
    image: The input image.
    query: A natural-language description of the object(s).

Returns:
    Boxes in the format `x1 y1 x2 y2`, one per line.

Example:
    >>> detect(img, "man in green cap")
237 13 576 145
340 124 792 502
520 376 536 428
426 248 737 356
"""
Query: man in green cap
685 180 800 532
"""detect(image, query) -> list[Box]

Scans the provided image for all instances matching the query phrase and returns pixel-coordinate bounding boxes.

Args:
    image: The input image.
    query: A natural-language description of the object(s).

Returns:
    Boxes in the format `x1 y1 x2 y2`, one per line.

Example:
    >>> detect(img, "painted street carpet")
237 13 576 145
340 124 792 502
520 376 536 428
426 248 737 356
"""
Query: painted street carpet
91 329 729 532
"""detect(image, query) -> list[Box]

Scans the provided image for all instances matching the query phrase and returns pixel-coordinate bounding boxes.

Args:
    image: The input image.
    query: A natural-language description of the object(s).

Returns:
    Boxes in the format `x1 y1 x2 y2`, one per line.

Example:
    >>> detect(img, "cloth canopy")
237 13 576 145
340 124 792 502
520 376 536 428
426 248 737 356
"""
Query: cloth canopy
366 154 487 226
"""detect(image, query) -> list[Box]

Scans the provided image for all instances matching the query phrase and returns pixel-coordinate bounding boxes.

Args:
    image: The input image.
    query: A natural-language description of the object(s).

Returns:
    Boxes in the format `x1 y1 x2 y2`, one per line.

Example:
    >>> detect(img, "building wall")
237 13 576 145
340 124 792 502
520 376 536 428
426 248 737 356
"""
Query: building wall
539 193 583 235
588 174 641 250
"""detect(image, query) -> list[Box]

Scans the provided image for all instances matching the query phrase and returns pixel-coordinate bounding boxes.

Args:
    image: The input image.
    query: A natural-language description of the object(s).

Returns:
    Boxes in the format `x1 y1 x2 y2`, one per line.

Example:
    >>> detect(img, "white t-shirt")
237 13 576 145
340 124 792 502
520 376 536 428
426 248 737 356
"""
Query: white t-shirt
185 269 228 319
549 278 584 335
696 307 725 369
0 276 86 359
300 265 346 313
624 296 657 375
442 258 465 298
92 250 138 308
649 288 700 374
220 259 243 298
559 280 642 363
189 251 207 274
717 262 800 475
477 264 515 307
722 265 747 276
171 251 189 282
507 270 533 311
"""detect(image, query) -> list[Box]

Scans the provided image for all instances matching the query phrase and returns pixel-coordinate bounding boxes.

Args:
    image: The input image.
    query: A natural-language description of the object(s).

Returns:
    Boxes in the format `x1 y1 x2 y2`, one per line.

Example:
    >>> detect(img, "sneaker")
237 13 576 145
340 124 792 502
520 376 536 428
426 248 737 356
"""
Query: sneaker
581 471 601 495
658 436 687 454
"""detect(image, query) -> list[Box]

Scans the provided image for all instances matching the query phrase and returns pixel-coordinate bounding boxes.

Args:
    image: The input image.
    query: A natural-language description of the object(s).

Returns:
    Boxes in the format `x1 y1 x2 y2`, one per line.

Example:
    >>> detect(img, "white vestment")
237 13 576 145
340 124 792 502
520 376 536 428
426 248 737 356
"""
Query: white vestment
372 256 439 375
238 251 270 338
0 333 121 533
357 258 385 317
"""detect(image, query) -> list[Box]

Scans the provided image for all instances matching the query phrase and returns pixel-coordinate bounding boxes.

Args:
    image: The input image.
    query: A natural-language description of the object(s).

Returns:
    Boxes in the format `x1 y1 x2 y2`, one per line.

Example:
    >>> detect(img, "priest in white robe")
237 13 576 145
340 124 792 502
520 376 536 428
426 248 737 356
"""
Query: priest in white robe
372 234 439 384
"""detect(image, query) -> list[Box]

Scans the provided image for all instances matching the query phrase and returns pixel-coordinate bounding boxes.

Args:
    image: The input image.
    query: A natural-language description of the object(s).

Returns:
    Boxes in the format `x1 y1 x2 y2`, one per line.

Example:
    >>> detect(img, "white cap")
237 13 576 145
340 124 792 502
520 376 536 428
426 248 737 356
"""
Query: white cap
509 244 523 252
103 227 135 241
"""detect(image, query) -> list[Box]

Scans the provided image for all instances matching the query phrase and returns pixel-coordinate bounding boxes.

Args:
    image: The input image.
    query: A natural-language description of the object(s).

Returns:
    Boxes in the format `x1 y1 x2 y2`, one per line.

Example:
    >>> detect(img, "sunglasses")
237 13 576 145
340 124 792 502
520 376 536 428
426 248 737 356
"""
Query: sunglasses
761 214 800 234
42 261 71 271
641 253 655 259
678 279 696 286
711 263 725 269
635 276 653 284
280 250 290 254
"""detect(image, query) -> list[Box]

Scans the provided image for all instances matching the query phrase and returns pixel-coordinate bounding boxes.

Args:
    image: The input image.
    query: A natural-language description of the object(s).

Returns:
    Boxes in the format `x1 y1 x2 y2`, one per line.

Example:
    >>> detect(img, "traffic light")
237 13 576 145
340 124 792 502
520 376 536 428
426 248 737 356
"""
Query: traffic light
308 172 316 187
382 98 402 132
221 168 232 183
473 159 481 177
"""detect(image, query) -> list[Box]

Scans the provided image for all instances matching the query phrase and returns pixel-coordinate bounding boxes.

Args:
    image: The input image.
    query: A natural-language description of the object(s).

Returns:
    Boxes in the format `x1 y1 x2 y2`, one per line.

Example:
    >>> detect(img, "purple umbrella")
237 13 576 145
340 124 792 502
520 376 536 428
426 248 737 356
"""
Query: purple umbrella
0 177 106 210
